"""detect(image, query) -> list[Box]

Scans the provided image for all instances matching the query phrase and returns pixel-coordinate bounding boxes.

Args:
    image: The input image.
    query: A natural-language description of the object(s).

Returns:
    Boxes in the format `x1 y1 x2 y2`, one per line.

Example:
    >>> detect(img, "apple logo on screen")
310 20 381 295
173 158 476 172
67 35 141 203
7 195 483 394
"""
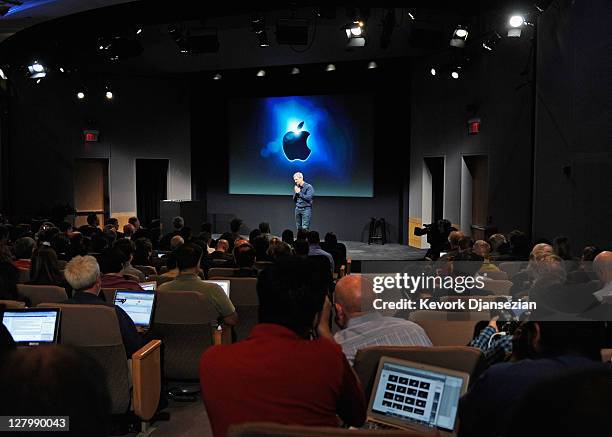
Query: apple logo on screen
282 121 311 161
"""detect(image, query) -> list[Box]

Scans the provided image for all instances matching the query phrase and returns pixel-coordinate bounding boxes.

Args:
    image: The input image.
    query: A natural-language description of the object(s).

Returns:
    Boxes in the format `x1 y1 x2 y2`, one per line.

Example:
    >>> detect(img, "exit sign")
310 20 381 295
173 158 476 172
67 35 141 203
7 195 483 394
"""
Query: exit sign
84 130 100 142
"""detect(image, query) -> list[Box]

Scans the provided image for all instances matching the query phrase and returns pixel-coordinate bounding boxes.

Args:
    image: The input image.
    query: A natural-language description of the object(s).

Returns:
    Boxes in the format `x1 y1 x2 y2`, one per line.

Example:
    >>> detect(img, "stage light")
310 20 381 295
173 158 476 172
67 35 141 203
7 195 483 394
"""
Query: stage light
27 61 47 79
136 27 142 35
344 20 366 47
213 73 222 80
77 91 85 99
451 70 459 79
59 67 65 73
0 68 6 80
450 26 468 48
367 61 377 69
509 15 525 28
105 86 113 99
36 79 41 84
430 67 436 76
325 64 336 72
291 67 300 75
408 11 415 20
256 69 266 77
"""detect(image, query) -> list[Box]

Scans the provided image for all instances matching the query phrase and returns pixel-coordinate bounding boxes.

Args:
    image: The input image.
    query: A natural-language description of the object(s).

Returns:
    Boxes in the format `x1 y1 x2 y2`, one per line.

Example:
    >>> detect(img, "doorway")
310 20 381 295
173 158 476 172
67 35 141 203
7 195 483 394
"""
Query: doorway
73 159 109 228
461 155 489 239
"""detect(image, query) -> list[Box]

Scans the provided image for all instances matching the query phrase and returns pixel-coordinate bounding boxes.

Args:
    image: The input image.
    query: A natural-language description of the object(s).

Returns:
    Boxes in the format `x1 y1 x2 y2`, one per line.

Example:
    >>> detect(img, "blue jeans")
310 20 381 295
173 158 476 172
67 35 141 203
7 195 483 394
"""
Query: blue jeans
295 207 312 230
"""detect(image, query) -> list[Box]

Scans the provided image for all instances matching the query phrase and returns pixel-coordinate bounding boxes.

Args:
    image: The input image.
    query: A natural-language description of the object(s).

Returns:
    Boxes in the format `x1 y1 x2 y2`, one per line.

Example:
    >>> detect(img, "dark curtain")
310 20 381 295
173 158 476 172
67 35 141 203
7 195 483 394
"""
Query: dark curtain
136 159 168 227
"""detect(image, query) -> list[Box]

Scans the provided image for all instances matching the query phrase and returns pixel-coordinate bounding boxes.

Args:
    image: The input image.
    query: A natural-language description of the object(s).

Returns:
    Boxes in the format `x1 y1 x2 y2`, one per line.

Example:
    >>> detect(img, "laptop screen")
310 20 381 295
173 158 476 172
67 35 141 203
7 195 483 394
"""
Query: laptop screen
203 280 230 297
2 309 60 345
369 358 467 432
114 291 156 328
139 281 157 291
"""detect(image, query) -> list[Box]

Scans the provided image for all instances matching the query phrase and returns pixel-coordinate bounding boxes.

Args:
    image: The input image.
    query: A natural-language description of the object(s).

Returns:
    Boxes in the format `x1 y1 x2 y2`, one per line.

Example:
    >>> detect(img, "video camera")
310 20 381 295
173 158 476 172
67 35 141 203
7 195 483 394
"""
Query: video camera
414 219 452 260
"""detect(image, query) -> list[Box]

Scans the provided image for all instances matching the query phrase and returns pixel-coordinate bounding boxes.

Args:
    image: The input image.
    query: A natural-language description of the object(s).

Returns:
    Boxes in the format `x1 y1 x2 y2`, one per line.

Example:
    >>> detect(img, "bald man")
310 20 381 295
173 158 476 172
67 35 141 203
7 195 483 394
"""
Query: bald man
593 251 612 302
333 275 431 365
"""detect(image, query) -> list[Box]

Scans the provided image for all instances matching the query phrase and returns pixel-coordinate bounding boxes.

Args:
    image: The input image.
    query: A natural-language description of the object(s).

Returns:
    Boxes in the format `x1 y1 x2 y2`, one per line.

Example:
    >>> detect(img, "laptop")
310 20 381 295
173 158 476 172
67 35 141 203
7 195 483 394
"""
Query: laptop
1 308 61 346
203 279 231 298
139 281 157 291
113 290 156 331
365 356 469 435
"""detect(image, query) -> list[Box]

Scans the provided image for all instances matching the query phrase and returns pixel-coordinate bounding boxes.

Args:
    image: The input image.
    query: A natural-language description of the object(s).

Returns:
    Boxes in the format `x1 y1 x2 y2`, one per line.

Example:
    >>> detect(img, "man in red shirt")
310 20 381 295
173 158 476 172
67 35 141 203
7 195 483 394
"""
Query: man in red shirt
199 257 366 437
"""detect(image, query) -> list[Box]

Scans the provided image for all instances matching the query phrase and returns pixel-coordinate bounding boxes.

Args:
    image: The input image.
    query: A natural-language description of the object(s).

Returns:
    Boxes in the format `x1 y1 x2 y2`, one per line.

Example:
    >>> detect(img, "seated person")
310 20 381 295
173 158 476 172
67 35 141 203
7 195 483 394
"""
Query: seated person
281 229 294 247
459 321 608 437
0 261 30 305
473 240 501 273
333 275 432 365
232 243 258 277
99 248 143 291
320 232 347 272
567 245 600 284
593 251 612 301
0 345 111 437
199 257 366 437
27 246 72 297
210 239 234 263
251 235 272 262
158 243 237 326
12 236 35 270
307 231 334 273
63 255 145 357
113 238 146 282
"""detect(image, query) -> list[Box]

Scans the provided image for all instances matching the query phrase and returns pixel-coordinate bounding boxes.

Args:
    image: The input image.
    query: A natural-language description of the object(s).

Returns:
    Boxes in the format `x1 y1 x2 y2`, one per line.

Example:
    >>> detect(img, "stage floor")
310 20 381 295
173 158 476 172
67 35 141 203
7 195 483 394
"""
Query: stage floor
340 240 427 261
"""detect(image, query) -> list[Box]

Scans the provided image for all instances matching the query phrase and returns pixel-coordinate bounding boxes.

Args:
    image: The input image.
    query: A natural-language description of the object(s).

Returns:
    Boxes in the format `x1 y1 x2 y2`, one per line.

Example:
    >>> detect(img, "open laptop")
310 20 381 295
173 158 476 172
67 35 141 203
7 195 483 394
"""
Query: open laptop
139 281 157 291
364 356 469 435
113 290 156 331
1 308 61 346
203 279 231 298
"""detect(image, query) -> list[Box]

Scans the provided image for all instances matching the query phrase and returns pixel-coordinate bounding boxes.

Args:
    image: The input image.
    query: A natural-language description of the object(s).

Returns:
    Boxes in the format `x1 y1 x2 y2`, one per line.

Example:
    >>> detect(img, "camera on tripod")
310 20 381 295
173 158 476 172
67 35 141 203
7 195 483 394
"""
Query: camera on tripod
414 219 452 260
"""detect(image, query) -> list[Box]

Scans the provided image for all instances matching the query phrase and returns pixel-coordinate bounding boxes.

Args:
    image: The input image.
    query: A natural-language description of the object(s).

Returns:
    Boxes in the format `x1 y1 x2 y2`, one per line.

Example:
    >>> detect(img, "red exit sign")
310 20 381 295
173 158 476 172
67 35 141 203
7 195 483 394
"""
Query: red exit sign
84 130 99 142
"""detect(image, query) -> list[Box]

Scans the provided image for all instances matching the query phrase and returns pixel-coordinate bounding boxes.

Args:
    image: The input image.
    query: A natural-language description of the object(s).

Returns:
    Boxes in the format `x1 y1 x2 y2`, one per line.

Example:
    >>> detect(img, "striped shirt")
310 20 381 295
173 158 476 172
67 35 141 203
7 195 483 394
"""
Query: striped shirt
334 312 432 365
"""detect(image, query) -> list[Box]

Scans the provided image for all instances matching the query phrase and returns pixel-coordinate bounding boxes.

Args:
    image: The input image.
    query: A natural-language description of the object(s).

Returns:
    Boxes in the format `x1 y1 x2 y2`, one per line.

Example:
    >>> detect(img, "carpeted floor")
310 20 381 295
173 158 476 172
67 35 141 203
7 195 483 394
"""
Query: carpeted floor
341 240 427 261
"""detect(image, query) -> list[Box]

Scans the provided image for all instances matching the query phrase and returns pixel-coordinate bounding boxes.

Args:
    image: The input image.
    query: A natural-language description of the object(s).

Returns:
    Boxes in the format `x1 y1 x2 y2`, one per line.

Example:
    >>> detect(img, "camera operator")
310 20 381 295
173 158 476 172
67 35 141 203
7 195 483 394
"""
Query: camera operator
414 219 452 260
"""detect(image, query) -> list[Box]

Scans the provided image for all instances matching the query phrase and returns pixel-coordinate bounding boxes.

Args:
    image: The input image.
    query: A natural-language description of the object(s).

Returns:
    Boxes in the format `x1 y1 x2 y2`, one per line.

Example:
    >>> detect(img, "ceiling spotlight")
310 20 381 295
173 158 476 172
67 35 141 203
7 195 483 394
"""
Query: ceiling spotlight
59 67 65 73
408 11 415 20
136 28 142 35
256 69 266 77
291 67 300 75
509 15 525 28
367 61 378 69
430 67 436 76
77 91 85 99
105 89 113 99
325 64 336 72
0 68 6 80
36 79 41 84
27 61 47 79
344 20 366 47
451 68 460 79
450 26 468 48
213 73 222 80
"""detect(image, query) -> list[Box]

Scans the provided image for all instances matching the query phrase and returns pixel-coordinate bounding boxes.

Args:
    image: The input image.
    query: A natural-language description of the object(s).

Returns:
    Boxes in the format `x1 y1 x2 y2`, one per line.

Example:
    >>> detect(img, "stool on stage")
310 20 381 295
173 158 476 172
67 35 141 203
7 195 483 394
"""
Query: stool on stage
368 217 386 245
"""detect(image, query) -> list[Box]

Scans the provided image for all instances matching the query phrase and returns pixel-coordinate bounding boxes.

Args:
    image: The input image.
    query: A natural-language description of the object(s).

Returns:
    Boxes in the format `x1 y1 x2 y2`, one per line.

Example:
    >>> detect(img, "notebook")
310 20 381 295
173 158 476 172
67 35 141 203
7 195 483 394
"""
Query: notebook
2 308 61 345
365 356 469 435
203 279 231 298
113 290 156 329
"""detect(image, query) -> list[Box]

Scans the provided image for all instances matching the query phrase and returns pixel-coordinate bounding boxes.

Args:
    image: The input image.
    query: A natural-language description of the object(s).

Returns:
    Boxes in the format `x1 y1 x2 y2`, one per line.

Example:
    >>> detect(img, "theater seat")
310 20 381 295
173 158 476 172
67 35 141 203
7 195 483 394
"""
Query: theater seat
227 422 438 437
224 277 258 341
0 299 26 309
36 303 161 429
208 267 236 278
353 346 484 399
17 284 67 306
16 268 30 283
408 311 489 347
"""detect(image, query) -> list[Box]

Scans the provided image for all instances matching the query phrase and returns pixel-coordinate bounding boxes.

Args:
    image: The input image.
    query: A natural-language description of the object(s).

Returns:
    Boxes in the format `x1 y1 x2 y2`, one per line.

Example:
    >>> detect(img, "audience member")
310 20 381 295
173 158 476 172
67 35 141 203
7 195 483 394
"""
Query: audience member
99 248 143 291
51 233 71 261
12 236 35 269
210 239 234 263
333 275 432 365
63 255 145 357
267 240 293 261
294 239 309 257
459 321 607 437
251 235 272 262
248 228 261 244
321 232 347 272
105 217 124 239
281 229 294 246
219 218 243 252
567 246 600 284
122 223 135 239
232 243 258 277
159 216 184 250
27 246 72 296
307 231 334 272
592 251 612 302
199 257 366 437
0 261 30 305
0 345 111 436
296 228 308 241
158 243 237 326
133 237 154 267
114 238 146 282
473 240 501 273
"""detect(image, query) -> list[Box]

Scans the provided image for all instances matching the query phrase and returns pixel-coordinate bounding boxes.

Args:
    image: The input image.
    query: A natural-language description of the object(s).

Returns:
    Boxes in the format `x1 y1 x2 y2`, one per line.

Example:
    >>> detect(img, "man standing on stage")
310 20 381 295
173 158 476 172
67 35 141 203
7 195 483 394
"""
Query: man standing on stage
293 172 314 230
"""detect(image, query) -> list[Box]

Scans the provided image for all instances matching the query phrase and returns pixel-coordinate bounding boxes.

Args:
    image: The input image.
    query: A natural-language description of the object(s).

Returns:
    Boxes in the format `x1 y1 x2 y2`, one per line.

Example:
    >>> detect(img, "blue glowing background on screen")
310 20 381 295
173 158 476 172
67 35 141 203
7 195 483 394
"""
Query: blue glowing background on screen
229 94 373 197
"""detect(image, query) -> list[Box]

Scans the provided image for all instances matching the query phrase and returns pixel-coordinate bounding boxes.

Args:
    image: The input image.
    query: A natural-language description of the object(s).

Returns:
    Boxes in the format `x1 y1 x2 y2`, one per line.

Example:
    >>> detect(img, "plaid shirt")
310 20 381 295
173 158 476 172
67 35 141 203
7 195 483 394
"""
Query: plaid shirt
469 326 513 360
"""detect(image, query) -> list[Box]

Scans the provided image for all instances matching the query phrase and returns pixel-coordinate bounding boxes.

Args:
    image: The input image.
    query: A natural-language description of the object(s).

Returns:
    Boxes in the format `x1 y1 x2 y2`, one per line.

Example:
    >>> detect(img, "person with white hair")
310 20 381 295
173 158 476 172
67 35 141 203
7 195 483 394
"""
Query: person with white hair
63 255 144 357
592 251 612 302
292 172 314 231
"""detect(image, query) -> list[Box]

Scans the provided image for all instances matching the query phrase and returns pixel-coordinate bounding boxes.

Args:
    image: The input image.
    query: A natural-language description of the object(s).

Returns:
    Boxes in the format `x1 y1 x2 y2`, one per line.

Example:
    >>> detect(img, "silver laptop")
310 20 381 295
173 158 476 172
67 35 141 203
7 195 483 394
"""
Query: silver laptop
113 290 156 330
365 356 469 435
2 308 61 346
139 281 157 291
203 279 231 298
